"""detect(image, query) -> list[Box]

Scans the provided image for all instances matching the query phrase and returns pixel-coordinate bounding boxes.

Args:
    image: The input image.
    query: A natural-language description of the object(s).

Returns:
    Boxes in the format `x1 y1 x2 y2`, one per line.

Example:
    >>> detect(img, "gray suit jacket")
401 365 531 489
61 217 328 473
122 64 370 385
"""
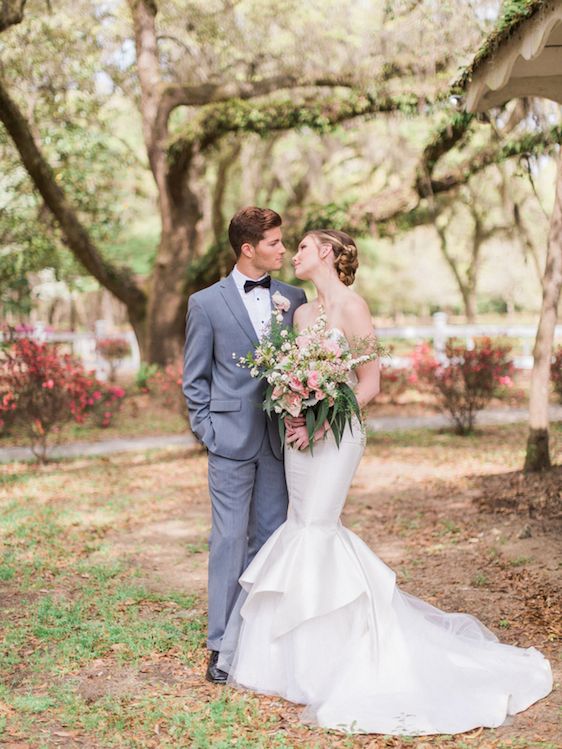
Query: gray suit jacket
183 273 307 460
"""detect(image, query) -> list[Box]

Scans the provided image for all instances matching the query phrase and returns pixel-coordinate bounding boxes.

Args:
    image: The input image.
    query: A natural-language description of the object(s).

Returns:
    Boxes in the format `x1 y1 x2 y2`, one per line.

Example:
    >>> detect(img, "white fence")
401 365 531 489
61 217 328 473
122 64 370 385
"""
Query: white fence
4 314 562 374
376 313 562 370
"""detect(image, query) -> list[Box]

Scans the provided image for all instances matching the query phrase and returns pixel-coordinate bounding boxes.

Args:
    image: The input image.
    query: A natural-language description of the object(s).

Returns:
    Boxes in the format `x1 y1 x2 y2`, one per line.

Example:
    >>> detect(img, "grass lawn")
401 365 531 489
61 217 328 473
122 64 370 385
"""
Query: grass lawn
0 422 560 748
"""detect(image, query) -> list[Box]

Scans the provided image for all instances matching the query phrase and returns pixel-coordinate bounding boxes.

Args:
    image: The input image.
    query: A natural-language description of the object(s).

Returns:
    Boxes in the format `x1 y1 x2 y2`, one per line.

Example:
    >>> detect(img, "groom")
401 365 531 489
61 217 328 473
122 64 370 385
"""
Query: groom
183 206 307 683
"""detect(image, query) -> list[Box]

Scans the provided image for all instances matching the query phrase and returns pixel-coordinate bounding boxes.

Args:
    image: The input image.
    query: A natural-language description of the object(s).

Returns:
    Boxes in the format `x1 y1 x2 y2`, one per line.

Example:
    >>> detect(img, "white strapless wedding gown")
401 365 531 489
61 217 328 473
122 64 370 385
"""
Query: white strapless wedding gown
218 335 552 736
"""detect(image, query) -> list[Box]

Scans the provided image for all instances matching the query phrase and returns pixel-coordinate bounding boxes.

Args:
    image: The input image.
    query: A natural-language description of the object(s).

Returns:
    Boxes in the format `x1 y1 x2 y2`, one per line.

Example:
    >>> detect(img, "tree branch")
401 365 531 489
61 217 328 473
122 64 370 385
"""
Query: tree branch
428 125 562 198
168 90 422 160
0 0 26 31
0 78 147 320
415 111 475 196
128 0 162 160
308 125 562 235
158 74 357 121
211 140 241 244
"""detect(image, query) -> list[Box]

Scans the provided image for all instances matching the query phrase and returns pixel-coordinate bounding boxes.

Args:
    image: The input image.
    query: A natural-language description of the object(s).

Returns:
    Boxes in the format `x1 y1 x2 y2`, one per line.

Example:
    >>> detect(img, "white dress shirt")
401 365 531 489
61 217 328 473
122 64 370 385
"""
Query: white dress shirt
232 265 272 340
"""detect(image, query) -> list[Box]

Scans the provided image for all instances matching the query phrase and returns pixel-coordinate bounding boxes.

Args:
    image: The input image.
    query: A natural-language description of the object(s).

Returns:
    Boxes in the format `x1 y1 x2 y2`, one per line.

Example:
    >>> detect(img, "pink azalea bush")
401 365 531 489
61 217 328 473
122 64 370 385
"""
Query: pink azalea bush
96 337 131 382
380 363 415 403
411 338 514 435
138 361 188 421
0 337 125 462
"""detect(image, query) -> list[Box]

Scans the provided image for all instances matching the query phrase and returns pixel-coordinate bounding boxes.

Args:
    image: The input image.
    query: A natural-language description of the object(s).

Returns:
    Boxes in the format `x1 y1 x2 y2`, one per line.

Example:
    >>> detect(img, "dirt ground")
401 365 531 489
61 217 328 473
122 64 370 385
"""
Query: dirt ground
1 422 560 748
86 427 561 747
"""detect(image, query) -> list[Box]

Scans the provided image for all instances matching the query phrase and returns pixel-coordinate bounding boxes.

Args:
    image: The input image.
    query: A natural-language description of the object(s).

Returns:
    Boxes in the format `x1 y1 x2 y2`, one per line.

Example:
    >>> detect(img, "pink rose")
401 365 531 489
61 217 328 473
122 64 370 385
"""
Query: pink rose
296 335 312 349
498 376 513 388
307 370 321 389
322 339 341 357
315 389 326 400
272 385 284 399
289 376 308 396
280 392 302 417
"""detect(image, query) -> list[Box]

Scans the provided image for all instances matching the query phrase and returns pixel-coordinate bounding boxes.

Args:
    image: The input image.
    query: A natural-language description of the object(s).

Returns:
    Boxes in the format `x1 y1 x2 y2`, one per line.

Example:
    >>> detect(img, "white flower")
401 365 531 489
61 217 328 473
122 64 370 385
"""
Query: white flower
280 329 288 338
272 291 291 312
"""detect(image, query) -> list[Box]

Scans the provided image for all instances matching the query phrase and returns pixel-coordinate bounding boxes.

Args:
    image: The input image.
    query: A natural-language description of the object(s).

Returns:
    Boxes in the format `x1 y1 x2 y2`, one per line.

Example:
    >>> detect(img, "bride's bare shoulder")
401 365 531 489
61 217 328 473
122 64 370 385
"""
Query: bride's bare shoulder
341 289 370 316
338 290 372 336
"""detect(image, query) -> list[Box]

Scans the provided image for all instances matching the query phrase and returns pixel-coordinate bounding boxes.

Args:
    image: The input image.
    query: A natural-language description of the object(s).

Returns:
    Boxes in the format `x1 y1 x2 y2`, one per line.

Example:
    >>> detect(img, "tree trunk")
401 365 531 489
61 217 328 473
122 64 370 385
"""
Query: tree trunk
129 0 210 364
145 227 196 364
525 150 562 472
464 290 477 323
144 151 211 363
436 221 477 321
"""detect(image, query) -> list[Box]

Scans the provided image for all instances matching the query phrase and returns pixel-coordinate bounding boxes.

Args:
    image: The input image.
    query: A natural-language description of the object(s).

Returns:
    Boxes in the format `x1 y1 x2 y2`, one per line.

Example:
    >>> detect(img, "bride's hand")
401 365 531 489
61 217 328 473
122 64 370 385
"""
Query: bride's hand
285 415 306 429
313 421 330 442
286 425 310 450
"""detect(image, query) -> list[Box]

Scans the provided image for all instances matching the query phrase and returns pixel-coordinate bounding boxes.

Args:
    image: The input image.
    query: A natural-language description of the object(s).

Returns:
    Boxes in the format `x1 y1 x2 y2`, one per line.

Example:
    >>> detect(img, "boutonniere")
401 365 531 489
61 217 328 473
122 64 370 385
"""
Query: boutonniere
272 291 291 312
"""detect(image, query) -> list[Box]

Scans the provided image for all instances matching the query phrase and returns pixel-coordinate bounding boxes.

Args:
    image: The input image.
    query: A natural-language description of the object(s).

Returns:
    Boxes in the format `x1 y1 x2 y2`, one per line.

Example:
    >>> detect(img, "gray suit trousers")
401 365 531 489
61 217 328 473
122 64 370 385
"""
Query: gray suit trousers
206 430 288 650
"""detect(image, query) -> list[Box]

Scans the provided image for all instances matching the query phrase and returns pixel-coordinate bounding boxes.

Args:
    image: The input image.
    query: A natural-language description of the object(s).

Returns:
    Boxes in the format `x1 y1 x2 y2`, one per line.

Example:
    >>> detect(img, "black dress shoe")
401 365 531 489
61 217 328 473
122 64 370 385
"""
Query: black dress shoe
206 650 228 684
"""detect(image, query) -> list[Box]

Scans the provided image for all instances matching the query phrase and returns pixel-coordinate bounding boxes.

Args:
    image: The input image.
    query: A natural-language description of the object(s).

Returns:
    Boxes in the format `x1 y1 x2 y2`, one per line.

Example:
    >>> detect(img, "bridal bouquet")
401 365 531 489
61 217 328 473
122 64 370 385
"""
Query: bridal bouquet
238 304 383 450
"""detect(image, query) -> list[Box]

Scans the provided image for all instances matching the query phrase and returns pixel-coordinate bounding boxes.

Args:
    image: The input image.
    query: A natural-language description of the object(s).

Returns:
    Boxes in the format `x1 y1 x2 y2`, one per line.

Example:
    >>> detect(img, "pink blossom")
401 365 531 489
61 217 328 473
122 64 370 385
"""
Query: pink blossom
296 335 312 349
498 375 513 388
307 370 321 389
42 379 54 389
315 389 326 400
271 291 291 312
280 392 302 417
322 339 341 357
92 390 102 400
272 385 284 399
289 376 308 396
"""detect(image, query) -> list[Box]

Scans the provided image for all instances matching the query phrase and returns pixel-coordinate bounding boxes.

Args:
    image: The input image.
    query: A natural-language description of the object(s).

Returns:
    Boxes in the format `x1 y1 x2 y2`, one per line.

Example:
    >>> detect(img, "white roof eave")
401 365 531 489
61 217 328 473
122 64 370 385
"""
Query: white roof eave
466 2 562 113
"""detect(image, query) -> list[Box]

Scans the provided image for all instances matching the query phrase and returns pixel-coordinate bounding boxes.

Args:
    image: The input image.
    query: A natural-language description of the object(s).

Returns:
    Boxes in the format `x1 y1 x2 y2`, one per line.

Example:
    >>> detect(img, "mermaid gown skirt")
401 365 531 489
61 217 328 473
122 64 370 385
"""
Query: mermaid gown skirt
218 423 552 735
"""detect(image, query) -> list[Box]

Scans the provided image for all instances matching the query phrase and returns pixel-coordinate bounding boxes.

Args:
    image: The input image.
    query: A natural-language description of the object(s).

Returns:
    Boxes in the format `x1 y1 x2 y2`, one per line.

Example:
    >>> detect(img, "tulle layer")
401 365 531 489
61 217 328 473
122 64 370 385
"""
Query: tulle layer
220 519 552 735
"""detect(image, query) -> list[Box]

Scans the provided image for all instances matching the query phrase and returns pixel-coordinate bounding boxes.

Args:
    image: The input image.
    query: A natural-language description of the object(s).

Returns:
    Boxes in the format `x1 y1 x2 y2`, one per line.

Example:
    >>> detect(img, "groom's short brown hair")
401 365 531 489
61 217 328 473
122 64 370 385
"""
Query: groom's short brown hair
228 206 282 259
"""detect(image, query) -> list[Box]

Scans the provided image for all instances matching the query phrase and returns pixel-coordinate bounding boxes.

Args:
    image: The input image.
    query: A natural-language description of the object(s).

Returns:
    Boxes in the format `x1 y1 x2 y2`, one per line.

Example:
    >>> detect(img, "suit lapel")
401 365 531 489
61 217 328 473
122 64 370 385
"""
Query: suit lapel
219 273 259 346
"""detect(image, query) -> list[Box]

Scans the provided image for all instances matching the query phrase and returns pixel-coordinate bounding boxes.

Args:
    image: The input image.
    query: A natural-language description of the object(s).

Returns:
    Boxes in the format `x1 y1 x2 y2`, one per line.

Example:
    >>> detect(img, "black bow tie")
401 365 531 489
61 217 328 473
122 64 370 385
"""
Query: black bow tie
244 276 271 293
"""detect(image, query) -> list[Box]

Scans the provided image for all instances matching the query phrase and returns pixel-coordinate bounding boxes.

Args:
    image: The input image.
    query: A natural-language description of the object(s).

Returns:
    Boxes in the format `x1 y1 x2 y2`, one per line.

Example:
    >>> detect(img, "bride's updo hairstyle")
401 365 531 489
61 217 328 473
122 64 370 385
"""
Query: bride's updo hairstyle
306 229 359 286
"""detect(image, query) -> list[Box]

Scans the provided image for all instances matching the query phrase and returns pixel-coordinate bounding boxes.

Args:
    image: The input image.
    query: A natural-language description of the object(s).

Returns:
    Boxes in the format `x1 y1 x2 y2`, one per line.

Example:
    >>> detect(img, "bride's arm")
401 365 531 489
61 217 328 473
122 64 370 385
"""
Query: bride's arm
292 303 307 333
343 295 381 408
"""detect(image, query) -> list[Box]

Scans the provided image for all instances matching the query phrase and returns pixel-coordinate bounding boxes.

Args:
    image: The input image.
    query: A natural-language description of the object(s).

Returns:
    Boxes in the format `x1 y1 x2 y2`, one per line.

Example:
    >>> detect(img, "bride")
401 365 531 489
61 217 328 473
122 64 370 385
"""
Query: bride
218 229 552 736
